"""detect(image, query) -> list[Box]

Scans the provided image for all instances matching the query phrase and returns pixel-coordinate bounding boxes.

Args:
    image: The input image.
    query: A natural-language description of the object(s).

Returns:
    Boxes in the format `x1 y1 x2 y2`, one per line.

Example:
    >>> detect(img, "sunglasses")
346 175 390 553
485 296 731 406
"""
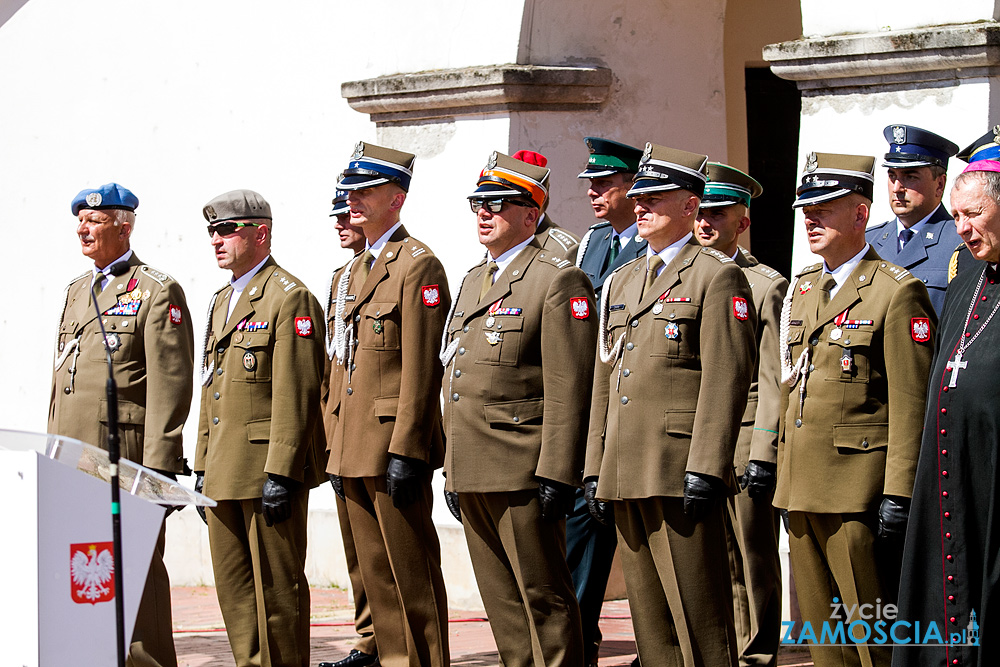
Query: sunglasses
469 198 534 214
207 221 261 237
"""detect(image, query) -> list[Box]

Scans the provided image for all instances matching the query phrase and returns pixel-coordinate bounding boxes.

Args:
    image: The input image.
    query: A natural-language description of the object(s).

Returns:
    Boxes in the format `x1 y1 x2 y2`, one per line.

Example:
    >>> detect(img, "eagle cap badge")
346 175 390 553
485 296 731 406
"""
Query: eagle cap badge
892 125 906 144
805 152 818 172
487 151 498 170
641 142 653 163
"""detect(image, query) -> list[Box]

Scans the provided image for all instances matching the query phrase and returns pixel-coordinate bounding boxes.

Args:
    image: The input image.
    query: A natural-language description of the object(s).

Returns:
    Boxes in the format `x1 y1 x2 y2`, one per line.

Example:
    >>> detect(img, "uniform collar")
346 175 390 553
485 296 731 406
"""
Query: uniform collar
647 232 693 277
367 220 403 259
488 235 534 280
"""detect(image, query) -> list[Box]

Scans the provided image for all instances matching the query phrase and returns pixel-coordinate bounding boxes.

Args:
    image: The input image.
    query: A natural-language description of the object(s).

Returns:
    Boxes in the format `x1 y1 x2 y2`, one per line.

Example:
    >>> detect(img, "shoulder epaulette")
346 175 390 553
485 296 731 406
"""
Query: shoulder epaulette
876 261 912 282
796 263 822 278
866 220 891 233
547 228 579 251
538 252 573 269
270 269 301 293
588 221 612 231
140 265 172 286
747 263 783 281
67 270 91 287
700 247 734 264
399 235 433 259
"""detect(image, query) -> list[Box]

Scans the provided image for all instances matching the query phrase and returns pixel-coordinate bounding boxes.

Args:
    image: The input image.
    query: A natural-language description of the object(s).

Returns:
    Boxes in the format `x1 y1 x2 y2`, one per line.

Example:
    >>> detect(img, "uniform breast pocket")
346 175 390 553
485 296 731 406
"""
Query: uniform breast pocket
652 303 700 359
475 315 525 367
605 310 629 349
235 333 272 382
89 329 137 362
825 330 873 383
360 302 401 350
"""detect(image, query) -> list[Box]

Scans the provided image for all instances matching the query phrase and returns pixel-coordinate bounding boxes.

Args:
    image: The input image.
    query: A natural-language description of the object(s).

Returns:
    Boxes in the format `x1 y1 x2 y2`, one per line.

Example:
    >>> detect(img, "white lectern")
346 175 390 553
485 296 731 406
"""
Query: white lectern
0 429 214 667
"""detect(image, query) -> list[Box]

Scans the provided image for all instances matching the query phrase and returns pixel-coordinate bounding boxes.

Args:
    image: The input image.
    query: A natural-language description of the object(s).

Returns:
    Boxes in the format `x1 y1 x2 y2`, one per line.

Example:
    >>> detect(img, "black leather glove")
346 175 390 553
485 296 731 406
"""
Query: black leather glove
683 472 724 523
878 496 910 539
149 469 183 518
328 473 345 501
262 474 298 527
194 473 208 525
740 460 777 501
538 479 574 522
445 490 462 523
584 478 612 526
386 455 425 509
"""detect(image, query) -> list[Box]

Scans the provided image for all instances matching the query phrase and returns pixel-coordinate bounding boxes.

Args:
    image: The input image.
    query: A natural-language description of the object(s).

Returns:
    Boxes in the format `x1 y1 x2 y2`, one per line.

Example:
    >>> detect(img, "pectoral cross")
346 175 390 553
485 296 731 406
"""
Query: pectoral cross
946 351 968 388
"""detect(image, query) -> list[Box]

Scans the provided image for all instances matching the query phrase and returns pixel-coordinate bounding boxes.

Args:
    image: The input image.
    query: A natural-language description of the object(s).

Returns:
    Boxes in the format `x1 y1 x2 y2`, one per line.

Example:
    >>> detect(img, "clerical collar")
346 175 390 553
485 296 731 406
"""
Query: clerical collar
647 232 692 277
489 236 534 280
614 222 638 248
366 220 403 259
823 244 870 299
896 208 936 237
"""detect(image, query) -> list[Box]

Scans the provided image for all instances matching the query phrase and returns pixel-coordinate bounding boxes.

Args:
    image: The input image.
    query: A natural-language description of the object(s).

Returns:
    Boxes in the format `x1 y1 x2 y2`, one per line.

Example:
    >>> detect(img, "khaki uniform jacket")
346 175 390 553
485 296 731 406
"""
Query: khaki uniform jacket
330 226 451 477
585 238 757 500
49 253 194 472
734 249 788 471
442 240 598 492
535 215 580 262
194 257 327 499
774 248 935 513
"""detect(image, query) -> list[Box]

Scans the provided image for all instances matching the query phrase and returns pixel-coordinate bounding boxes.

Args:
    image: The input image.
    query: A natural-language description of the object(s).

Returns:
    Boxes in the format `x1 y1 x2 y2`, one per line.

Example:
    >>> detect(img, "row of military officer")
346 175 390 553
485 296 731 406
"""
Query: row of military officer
48 119 975 667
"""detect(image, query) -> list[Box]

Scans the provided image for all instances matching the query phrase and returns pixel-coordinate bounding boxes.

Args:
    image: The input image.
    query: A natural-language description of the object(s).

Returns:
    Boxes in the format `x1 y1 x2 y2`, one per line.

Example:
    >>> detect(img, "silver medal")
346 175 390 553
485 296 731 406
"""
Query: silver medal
652 303 663 315
830 328 842 341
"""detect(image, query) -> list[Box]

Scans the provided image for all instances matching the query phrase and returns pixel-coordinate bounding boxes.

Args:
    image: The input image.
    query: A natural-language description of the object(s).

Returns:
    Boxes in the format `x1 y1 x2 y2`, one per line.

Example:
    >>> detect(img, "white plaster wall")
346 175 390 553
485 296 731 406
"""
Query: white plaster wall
510 0 730 236
801 0 998 37
790 80 990 273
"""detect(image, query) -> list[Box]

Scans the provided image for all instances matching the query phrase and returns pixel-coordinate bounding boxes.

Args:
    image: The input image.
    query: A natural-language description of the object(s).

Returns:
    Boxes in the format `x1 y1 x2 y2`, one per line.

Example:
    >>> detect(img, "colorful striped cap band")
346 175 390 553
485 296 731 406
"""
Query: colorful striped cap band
469 151 549 208
701 162 762 209
578 137 643 178
957 127 1000 164
337 141 415 192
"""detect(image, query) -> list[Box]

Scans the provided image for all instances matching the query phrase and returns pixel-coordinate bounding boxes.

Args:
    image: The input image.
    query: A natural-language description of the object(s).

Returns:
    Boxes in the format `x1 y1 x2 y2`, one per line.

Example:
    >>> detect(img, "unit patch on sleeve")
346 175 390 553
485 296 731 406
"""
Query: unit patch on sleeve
733 297 749 321
911 317 931 343
571 297 590 319
422 284 441 307
169 304 183 325
295 317 313 337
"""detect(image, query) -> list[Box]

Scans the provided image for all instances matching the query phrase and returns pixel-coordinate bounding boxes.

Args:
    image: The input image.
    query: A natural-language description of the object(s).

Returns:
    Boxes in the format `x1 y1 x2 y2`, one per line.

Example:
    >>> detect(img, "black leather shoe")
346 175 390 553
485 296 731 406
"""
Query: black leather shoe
318 649 379 667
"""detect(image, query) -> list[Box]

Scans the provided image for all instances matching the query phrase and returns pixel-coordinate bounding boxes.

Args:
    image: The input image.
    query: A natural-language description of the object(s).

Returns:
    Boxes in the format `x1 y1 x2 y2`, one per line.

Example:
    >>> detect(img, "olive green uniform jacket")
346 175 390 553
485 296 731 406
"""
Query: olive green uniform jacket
49 253 194 472
775 248 935 513
329 226 451 476
194 257 327 499
585 238 757 498
442 240 598 492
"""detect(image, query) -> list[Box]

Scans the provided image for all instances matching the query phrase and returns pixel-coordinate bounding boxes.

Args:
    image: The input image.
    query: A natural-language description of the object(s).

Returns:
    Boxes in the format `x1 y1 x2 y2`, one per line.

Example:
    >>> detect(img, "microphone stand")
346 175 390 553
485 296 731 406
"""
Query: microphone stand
90 263 129 667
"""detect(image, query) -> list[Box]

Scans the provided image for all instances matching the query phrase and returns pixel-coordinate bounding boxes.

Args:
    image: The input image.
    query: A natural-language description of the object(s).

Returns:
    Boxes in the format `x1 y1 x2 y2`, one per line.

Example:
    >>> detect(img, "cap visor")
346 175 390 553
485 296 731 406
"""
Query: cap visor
337 174 391 191
468 183 524 199
792 188 853 208
626 179 680 197
577 167 620 179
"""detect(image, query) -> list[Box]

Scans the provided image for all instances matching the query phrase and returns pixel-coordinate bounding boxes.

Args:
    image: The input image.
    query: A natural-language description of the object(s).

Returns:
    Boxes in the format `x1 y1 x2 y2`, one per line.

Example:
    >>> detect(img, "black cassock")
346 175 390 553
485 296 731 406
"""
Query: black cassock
893 262 998 667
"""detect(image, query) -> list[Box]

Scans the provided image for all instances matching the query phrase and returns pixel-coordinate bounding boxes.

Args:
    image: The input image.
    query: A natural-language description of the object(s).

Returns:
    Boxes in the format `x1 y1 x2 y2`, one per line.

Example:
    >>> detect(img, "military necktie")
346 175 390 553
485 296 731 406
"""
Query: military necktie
479 261 499 302
354 249 375 287
642 256 664 299
94 273 106 295
898 228 914 253
818 272 836 308
602 235 621 274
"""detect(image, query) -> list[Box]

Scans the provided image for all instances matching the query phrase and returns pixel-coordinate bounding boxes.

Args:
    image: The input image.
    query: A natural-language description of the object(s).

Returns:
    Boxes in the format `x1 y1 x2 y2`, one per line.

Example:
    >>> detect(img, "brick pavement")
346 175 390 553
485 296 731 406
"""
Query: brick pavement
172 586 813 666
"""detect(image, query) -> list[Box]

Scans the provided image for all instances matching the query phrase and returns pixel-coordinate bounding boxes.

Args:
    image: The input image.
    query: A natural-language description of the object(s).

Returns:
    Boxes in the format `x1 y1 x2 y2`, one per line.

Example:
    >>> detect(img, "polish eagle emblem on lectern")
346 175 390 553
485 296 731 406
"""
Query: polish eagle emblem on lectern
70 542 115 604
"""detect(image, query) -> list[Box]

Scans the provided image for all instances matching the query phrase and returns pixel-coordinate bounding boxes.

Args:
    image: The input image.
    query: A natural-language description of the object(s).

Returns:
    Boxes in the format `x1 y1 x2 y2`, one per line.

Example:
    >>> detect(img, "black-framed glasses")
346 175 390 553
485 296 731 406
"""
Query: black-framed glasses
469 198 534 214
207 221 261 237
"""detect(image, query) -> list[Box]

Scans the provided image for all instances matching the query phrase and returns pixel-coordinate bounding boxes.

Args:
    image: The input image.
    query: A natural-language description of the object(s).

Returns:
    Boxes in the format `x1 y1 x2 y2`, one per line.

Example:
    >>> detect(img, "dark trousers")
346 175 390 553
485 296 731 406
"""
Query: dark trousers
566 487 618 664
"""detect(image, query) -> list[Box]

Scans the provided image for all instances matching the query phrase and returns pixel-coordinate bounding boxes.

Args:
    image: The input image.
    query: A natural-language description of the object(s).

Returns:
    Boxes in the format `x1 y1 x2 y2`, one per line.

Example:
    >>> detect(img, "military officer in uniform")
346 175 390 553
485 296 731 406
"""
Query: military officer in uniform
50 182 194 667
195 189 327 667
511 149 582 259
865 125 961 315
777 153 935 667
694 163 787 667
441 151 597 666
569 136 646 666
329 142 451 667
585 143 757 667
319 190 379 667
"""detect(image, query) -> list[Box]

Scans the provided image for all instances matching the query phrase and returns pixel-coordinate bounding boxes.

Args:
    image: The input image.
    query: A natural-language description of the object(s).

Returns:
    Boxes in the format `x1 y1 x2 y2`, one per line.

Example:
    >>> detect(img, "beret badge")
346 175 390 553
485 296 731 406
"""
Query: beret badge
86 192 102 207
204 205 217 221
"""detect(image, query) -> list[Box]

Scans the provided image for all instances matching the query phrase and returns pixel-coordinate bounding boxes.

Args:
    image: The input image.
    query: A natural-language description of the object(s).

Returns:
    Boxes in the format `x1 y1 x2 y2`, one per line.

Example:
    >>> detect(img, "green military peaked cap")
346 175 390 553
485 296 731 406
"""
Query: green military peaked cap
578 137 644 178
702 162 763 209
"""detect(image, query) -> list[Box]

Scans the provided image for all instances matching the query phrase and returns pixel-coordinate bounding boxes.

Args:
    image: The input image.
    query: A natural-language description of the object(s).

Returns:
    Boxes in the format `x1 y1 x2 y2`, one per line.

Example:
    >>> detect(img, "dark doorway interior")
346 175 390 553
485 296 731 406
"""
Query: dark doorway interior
745 67 801 279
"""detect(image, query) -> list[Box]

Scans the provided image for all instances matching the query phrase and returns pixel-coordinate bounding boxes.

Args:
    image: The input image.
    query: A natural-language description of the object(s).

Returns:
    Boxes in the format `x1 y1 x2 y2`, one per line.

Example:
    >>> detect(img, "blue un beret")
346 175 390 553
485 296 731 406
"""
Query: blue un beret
71 183 139 216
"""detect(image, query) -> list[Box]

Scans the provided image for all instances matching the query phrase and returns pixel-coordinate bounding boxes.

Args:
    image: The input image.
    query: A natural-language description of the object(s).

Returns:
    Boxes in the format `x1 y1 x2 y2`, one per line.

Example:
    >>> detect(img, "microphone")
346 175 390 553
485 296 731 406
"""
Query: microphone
88 259 132 667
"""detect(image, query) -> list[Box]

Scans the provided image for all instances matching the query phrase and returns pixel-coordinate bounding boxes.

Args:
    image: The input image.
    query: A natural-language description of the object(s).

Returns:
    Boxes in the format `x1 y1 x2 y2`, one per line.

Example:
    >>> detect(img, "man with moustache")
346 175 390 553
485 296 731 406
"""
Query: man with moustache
865 125 961 315
695 163 786 667
586 143 757 667
893 159 1000 667
442 150 596 666
567 136 646 666
320 189 378 667
195 189 327 667
777 153 935 667
50 182 194 667
329 141 451 667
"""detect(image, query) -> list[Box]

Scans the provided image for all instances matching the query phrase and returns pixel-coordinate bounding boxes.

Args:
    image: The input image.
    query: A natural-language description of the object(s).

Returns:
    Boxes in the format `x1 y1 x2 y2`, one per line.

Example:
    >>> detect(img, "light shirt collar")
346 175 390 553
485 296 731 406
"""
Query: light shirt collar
92 249 133 288
647 232 692 277
366 220 403 260
613 222 638 248
488 236 534 281
228 255 270 321
896 209 935 238
823 244 869 299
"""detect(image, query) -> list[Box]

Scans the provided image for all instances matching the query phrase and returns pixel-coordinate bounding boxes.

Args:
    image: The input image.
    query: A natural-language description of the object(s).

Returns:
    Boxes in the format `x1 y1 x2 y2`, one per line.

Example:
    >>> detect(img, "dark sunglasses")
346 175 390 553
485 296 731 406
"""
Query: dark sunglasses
207 221 261 237
469 198 534 214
